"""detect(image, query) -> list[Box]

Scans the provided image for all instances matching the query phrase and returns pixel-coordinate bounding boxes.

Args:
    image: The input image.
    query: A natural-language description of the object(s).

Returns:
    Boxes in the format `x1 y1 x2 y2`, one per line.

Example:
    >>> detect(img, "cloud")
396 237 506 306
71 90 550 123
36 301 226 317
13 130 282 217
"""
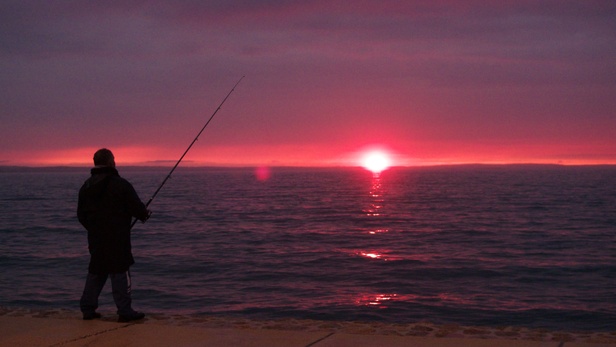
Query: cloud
0 1 614 165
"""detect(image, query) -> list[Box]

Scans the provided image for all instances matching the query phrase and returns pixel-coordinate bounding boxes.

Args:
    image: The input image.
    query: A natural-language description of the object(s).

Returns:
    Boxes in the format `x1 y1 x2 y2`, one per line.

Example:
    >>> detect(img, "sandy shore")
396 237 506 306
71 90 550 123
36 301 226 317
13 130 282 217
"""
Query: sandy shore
1 306 615 346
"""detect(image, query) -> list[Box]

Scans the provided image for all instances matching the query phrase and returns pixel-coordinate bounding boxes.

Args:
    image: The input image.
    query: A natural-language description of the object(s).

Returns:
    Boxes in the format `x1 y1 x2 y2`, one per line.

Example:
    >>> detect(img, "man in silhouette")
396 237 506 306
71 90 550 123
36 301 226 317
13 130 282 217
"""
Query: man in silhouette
78 148 151 322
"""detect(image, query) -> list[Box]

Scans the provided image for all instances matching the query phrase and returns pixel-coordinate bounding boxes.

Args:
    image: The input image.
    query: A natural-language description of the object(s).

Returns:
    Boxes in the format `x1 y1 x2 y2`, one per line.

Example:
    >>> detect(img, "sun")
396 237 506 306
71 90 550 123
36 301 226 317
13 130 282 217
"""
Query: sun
361 150 392 173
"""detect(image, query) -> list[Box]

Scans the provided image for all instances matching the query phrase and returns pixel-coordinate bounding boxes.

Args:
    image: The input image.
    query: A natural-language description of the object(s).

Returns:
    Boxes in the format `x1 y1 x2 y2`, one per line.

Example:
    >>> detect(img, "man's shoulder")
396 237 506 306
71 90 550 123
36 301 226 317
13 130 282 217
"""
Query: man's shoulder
109 174 132 185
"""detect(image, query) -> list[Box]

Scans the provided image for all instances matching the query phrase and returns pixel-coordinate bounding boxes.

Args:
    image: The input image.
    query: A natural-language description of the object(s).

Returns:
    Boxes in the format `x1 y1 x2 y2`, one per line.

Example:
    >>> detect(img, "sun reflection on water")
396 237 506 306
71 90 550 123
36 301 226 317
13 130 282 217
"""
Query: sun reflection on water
359 251 382 259
355 293 419 308
363 172 385 217
356 250 404 261
358 171 393 262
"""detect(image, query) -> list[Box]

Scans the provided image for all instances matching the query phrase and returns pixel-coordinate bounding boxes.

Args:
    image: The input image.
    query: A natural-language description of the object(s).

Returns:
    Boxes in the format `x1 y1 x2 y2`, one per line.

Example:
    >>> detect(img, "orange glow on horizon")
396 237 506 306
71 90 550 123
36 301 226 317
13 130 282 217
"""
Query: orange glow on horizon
1 143 614 167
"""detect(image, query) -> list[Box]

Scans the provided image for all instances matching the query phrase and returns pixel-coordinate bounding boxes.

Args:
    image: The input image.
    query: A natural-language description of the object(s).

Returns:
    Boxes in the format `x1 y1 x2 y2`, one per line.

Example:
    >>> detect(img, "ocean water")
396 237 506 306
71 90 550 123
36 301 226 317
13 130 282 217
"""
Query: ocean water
0 165 615 332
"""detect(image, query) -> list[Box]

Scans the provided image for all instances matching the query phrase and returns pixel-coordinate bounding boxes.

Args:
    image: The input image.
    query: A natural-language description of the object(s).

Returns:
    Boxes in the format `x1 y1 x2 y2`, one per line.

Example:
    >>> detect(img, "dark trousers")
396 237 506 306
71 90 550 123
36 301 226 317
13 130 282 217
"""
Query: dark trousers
80 271 134 315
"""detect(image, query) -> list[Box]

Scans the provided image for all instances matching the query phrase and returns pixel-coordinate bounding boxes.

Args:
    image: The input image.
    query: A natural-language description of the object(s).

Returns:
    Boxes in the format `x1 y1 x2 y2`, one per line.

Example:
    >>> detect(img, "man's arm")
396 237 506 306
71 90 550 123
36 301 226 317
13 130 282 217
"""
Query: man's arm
124 181 151 222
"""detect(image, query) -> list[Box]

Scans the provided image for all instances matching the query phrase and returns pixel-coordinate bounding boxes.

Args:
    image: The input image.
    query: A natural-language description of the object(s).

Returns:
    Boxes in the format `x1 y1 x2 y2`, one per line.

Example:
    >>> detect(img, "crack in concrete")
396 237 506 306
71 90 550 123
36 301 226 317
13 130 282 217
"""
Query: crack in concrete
304 332 335 347
48 323 134 347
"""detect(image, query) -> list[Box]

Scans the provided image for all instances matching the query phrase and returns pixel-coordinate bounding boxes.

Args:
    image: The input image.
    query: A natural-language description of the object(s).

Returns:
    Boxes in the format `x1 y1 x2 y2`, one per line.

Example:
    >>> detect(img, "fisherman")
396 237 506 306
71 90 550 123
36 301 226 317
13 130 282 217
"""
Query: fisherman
77 148 151 322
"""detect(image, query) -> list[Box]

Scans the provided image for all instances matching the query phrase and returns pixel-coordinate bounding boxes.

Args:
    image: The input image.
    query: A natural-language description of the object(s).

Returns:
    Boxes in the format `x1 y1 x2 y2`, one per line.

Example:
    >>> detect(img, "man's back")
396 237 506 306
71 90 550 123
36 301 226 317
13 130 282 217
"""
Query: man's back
78 165 148 274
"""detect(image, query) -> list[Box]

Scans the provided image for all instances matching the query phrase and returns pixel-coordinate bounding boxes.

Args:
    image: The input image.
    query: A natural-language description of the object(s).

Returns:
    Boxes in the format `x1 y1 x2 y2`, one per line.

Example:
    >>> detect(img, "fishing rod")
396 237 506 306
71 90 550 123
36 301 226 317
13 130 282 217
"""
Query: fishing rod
131 76 245 229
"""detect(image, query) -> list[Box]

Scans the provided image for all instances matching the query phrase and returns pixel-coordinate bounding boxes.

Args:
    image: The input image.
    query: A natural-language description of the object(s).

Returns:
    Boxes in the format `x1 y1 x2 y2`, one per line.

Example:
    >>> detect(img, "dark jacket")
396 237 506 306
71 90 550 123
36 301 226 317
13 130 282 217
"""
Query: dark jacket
77 166 149 274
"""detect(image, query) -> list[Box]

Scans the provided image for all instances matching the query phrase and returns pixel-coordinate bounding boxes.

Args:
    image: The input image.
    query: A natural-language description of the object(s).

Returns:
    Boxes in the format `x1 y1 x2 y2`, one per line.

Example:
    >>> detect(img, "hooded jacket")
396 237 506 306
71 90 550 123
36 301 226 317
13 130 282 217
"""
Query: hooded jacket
77 166 149 274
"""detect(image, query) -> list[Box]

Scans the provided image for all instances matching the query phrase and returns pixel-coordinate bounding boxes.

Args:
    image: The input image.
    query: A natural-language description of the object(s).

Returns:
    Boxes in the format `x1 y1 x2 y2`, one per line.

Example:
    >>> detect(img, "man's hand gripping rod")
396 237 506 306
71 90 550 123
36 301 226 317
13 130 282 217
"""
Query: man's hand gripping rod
131 76 245 229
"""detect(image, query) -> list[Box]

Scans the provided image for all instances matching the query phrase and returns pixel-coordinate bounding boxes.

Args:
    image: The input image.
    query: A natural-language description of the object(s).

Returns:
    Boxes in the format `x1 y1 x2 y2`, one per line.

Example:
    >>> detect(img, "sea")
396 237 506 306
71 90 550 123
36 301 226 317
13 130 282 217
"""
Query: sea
0 165 614 332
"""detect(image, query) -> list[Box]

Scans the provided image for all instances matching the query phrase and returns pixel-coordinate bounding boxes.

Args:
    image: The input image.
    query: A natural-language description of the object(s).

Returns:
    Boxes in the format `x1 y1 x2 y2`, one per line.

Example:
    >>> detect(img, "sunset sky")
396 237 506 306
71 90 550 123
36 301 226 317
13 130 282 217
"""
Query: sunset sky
1 1 615 167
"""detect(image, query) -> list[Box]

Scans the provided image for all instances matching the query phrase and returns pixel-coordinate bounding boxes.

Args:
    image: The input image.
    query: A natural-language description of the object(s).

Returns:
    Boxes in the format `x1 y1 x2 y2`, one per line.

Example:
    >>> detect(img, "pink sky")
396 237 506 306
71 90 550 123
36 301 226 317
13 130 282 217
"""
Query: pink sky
1 1 615 167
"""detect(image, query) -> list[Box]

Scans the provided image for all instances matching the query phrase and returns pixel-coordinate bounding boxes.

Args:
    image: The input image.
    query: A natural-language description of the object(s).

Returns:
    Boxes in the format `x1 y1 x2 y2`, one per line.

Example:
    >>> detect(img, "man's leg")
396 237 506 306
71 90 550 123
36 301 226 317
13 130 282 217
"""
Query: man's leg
80 272 108 318
110 271 134 316
110 271 145 322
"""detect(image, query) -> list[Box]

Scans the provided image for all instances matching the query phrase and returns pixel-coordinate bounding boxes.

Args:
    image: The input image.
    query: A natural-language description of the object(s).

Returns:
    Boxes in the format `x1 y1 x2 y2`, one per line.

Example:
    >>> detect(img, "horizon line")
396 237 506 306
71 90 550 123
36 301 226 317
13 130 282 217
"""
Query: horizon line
1 162 615 170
